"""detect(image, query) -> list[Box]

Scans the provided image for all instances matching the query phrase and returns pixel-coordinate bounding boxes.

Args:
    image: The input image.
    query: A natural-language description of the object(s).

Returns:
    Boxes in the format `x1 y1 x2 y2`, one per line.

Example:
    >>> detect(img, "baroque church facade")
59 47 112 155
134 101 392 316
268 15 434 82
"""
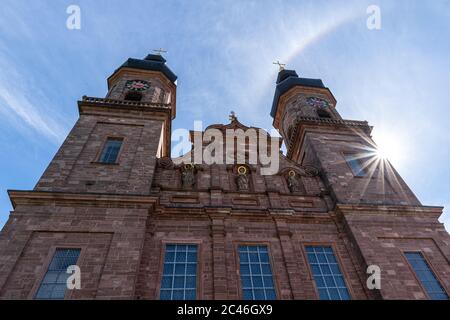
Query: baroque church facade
0 54 449 300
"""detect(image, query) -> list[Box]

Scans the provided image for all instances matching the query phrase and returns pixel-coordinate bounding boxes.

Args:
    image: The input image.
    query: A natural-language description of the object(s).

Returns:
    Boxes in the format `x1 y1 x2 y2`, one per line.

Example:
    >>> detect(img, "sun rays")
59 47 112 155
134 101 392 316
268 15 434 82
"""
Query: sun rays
332 127 413 204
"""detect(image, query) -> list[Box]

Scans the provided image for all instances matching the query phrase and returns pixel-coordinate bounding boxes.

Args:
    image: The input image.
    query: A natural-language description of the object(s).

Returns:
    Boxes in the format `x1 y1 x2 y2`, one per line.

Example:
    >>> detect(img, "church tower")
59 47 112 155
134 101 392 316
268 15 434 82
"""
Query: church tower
271 68 449 300
271 68 420 206
35 54 177 195
0 54 178 299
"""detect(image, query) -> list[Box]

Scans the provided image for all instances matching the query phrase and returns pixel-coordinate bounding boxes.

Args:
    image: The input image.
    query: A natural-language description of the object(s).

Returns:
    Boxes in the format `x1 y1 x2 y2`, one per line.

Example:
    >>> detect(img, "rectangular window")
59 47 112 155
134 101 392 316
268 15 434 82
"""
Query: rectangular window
405 252 449 300
160 244 198 300
99 138 123 163
344 153 366 177
238 245 277 300
35 248 81 300
305 246 350 300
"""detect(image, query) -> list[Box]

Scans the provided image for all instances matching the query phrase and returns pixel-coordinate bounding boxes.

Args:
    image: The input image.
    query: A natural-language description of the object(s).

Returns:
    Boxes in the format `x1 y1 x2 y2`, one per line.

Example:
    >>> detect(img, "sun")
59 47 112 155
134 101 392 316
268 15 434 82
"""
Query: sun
372 131 406 168
375 144 389 160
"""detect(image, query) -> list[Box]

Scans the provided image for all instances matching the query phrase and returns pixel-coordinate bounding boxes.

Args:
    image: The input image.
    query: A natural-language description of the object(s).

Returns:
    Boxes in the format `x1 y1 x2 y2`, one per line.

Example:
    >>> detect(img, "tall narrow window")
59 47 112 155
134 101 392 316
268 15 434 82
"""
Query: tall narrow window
405 252 449 300
305 246 350 300
344 153 366 177
160 244 198 300
35 248 81 300
238 245 277 300
99 138 123 164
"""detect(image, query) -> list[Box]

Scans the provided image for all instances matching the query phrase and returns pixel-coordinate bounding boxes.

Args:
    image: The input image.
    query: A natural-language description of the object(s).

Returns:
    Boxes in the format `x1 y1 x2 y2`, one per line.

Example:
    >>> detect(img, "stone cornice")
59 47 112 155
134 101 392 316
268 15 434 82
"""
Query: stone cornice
78 96 172 113
8 190 159 210
287 117 373 159
336 203 443 219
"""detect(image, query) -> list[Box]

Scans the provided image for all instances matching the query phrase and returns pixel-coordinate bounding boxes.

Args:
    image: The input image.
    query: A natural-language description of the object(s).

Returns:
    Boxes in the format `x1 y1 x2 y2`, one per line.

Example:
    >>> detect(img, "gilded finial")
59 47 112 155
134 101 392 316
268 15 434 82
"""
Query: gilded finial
273 60 286 71
153 48 167 55
229 111 237 122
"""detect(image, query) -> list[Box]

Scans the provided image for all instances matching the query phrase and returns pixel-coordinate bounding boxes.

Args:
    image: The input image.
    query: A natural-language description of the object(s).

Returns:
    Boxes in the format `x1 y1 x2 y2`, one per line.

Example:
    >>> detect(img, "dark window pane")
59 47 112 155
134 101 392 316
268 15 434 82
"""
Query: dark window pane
326 253 337 263
251 264 261 274
317 253 327 263
318 288 329 300
315 276 325 288
161 276 172 289
261 264 272 275
254 289 265 300
175 264 186 274
160 290 171 300
172 290 184 300
241 276 252 288
185 276 196 289
339 288 351 300
124 91 142 101
320 265 332 275
166 245 176 251
99 139 123 164
253 276 263 287
249 253 259 262
307 253 317 263
165 252 175 263
329 288 340 300
175 251 187 263
265 289 277 300
186 263 197 275
240 264 250 275
243 289 253 300
163 264 174 275
185 290 196 300
239 252 249 263
173 276 184 289
187 252 197 262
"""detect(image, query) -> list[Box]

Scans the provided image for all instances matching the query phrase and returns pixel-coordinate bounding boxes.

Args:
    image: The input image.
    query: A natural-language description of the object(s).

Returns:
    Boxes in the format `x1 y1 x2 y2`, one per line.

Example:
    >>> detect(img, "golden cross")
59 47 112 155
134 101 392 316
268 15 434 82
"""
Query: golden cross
273 60 286 71
153 48 167 55
229 111 237 122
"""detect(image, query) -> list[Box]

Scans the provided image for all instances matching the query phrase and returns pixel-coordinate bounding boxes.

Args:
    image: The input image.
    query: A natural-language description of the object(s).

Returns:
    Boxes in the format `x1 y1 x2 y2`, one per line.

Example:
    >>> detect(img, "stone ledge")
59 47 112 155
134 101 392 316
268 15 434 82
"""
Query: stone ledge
336 203 443 219
8 190 159 210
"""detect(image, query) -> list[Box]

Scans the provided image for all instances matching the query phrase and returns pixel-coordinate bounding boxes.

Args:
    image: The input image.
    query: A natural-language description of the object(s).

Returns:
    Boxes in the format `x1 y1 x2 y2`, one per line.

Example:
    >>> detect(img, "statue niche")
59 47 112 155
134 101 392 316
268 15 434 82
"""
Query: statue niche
236 165 250 192
181 163 196 189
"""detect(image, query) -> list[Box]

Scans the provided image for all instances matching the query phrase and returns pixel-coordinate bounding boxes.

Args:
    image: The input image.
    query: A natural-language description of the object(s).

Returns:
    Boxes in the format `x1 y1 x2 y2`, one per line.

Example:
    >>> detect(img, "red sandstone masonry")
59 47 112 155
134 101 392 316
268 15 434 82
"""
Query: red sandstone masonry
1 57 449 300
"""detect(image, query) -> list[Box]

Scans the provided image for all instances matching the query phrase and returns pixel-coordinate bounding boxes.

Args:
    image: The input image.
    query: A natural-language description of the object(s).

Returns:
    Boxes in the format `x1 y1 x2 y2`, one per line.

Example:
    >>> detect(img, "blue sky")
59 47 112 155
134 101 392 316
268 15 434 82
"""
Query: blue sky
0 0 449 231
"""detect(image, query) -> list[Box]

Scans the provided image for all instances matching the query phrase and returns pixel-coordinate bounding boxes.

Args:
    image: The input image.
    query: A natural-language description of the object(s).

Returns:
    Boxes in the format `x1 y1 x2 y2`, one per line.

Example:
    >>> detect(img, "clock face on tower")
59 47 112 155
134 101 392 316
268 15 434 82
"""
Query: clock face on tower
125 80 150 91
306 96 329 108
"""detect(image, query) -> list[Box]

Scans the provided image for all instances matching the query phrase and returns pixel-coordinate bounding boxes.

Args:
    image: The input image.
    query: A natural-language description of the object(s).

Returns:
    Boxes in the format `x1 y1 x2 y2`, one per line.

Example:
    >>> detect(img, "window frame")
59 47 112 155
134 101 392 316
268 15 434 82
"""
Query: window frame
95 136 125 165
29 245 85 300
402 250 449 300
156 240 203 300
234 241 279 300
343 152 368 178
301 242 354 300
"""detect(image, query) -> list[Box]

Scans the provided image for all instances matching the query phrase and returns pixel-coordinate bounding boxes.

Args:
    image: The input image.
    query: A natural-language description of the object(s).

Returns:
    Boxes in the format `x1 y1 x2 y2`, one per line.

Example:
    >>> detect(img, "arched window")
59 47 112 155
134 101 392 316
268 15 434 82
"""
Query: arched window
124 91 142 101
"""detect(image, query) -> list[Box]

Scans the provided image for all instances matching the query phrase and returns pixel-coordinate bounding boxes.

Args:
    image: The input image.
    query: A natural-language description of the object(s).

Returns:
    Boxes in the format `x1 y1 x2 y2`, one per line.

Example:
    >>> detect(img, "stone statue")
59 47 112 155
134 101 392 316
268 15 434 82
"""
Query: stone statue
287 170 302 193
236 174 249 191
236 166 249 191
181 164 195 188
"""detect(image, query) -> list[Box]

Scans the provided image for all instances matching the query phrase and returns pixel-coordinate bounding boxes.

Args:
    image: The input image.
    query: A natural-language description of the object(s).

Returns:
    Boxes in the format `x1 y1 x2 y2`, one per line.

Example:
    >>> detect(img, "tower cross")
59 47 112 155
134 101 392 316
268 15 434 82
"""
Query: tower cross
229 111 237 122
273 60 286 71
153 48 167 55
